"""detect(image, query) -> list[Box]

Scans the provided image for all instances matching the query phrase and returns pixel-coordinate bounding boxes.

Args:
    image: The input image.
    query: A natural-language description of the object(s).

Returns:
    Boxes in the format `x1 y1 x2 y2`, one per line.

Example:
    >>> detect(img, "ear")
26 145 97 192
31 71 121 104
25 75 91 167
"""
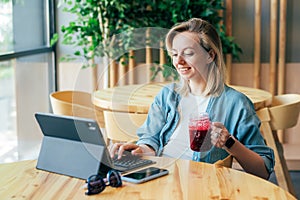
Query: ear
206 50 216 64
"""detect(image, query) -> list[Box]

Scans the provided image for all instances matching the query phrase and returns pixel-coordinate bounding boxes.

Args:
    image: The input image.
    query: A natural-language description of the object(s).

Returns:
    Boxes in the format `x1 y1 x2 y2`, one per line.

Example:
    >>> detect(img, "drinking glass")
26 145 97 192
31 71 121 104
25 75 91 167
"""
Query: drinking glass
188 112 212 152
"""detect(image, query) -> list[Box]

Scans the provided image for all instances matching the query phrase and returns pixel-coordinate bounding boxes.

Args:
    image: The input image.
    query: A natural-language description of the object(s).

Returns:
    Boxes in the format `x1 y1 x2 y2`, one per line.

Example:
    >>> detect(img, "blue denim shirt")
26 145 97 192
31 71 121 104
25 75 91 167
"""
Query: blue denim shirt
136 83 275 174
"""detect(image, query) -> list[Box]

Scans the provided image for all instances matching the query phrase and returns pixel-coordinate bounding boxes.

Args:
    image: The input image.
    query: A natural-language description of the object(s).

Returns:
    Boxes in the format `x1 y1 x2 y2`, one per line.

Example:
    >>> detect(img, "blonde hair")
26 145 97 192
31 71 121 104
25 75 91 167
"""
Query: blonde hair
165 18 226 96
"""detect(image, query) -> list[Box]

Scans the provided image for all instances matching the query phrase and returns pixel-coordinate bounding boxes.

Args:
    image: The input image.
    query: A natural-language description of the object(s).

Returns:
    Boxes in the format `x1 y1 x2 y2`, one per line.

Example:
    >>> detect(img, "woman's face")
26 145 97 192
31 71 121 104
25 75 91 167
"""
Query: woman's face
171 31 211 83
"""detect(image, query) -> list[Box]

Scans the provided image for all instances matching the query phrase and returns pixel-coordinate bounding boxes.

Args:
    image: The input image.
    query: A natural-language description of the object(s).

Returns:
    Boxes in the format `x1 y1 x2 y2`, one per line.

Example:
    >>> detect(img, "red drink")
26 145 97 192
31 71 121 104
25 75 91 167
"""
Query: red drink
188 113 212 152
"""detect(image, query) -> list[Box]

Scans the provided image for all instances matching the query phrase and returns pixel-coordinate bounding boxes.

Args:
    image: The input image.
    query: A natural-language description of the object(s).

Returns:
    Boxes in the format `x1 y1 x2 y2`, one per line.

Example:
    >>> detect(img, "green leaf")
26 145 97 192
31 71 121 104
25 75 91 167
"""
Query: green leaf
50 33 59 46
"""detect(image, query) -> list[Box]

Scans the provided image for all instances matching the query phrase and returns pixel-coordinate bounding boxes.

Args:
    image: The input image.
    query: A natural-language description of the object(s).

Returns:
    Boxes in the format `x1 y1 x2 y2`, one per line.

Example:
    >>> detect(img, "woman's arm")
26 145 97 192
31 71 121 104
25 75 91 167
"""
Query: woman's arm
211 122 270 179
225 137 269 179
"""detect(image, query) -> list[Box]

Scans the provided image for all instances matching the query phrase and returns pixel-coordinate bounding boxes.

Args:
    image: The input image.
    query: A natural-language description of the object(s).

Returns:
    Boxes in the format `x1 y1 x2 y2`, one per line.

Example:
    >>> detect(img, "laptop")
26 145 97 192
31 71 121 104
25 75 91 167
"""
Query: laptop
35 112 155 179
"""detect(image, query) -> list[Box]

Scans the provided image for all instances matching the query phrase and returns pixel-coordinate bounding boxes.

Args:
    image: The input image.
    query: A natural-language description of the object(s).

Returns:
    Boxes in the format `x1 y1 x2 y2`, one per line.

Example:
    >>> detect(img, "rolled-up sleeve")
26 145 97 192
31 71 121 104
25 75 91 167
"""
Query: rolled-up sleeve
235 107 275 175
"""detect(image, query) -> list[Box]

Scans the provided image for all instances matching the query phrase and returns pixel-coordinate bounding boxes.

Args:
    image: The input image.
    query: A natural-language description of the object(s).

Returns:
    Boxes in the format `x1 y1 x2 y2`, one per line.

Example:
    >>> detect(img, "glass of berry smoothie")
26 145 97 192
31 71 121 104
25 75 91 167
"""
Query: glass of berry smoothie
188 112 212 152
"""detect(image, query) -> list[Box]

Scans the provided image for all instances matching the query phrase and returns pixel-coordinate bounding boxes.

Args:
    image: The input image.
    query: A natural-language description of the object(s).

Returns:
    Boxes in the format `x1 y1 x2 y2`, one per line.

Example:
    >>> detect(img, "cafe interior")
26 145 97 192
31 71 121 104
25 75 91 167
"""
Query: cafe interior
0 0 299 199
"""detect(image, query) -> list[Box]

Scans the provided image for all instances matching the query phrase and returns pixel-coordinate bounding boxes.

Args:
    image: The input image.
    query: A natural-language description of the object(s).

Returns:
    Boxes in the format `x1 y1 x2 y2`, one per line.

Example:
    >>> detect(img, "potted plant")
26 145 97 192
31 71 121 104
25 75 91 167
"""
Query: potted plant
52 0 241 81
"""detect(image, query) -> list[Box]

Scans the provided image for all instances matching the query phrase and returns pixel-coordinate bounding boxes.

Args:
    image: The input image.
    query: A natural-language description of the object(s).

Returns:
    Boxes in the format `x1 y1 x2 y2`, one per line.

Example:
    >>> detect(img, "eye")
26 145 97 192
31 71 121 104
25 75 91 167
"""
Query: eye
183 49 194 56
183 52 194 57
171 52 178 57
184 52 194 56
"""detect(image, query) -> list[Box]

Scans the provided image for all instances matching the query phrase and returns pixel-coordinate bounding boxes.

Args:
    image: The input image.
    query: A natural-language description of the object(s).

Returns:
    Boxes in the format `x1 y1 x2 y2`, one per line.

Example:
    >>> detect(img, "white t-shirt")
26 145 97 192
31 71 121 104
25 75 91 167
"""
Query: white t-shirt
162 93 210 160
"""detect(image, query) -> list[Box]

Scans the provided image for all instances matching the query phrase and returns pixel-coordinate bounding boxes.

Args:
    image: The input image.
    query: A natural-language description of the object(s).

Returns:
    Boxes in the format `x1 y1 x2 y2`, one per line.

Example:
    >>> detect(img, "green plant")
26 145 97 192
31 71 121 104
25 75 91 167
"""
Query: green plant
53 0 242 79
53 0 130 67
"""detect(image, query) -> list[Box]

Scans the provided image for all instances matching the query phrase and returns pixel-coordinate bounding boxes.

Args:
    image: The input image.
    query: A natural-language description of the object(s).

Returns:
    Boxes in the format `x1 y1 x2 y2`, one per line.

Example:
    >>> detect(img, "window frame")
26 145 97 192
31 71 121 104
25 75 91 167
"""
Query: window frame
0 0 57 90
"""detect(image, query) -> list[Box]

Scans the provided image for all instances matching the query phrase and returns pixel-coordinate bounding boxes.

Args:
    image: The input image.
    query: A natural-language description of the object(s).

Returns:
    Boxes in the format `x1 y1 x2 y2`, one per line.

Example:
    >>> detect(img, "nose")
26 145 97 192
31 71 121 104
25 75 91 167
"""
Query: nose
174 54 185 65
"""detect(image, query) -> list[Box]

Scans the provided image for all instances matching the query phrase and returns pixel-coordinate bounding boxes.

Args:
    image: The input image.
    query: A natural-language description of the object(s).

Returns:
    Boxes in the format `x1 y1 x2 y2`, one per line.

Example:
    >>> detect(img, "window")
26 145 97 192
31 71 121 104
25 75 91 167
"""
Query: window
0 0 56 162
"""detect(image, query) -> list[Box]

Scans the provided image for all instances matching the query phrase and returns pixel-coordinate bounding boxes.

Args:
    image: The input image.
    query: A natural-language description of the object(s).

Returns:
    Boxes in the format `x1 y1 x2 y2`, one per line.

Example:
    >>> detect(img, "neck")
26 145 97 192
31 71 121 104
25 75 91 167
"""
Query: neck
189 80 206 96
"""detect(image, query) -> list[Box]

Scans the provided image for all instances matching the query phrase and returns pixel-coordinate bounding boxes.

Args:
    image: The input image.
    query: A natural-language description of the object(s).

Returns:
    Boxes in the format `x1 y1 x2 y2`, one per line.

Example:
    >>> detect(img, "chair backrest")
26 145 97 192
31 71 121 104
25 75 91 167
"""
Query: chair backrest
214 155 233 168
50 90 105 128
103 110 147 143
268 94 300 130
256 94 299 195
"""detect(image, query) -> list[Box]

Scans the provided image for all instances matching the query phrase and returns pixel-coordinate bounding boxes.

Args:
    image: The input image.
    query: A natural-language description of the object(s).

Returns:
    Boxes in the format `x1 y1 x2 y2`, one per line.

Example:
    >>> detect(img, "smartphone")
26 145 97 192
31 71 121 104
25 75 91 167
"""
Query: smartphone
121 167 169 184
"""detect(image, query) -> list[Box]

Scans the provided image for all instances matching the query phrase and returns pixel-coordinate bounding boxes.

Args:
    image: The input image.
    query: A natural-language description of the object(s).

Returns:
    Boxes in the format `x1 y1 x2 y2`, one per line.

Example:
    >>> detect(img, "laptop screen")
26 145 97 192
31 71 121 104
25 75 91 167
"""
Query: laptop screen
35 112 113 179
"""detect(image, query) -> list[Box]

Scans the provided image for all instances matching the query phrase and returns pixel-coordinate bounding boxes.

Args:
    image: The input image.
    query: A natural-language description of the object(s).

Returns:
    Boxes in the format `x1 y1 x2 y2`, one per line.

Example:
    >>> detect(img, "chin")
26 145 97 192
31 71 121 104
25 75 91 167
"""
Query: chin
180 73 194 80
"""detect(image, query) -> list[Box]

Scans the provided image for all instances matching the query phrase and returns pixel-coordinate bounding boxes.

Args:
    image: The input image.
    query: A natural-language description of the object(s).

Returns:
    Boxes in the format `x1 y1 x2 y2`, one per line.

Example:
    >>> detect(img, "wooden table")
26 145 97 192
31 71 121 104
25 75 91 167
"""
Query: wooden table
92 83 272 113
0 158 296 199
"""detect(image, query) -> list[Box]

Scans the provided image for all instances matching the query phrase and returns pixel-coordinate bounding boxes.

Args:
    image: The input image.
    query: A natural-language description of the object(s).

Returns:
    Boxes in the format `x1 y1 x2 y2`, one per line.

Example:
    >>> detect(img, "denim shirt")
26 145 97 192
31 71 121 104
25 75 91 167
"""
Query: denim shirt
136 83 275 174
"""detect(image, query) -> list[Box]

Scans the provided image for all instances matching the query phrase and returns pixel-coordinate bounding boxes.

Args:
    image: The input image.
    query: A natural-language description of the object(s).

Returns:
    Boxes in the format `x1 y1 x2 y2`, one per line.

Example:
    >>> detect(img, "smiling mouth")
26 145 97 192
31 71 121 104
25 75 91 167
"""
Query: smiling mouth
178 67 191 73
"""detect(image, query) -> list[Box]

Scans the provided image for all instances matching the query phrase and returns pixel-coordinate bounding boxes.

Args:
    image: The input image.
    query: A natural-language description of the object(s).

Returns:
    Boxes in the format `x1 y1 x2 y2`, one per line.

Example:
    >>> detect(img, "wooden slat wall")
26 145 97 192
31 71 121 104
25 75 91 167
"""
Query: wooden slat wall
107 28 168 87
270 0 278 95
106 0 287 95
223 0 287 96
225 0 232 84
254 0 261 88
278 0 287 95
109 60 117 87
146 28 152 83
277 0 287 142
128 50 135 85
159 41 166 81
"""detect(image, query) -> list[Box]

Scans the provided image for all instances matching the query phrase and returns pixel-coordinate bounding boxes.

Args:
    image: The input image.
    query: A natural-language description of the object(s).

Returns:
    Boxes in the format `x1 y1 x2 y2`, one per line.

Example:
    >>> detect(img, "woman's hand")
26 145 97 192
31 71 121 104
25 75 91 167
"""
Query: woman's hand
210 122 230 148
210 122 270 179
109 142 155 159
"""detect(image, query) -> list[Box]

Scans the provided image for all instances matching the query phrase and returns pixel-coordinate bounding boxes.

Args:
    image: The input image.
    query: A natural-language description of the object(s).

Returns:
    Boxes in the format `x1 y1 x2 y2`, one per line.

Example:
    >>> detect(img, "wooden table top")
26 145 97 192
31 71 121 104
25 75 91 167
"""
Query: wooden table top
92 83 272 113
0 158 295 200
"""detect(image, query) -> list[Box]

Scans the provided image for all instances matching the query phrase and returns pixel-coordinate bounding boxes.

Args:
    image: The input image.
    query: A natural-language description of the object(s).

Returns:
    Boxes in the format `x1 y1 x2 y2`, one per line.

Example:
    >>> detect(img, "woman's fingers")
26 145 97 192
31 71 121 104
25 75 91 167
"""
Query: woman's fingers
117 143 139 159
211 122 230 148
109 143 121 158
110 143 140 159
131 144 156 156
131 146 144 156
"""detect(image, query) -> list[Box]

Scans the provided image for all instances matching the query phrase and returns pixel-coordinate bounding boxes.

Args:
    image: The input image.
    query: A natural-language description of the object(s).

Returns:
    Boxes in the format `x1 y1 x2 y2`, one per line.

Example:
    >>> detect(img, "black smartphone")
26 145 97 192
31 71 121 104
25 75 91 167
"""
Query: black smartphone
121 167 169 184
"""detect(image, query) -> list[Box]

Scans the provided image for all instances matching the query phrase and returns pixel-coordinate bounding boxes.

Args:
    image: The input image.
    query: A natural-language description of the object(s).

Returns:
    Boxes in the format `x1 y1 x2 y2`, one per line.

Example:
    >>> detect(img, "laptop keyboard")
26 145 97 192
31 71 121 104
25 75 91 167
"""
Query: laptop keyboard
112 151 155 171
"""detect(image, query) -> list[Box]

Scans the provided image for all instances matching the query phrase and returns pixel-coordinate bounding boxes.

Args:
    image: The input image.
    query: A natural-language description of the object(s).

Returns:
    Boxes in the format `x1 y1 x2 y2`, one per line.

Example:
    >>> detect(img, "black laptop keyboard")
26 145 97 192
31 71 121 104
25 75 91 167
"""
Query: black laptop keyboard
112 151 155 171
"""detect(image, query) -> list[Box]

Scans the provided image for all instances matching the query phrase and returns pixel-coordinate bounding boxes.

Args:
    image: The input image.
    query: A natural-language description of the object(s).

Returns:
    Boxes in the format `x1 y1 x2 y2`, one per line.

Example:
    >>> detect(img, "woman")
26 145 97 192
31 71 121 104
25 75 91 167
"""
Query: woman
110 18 274 179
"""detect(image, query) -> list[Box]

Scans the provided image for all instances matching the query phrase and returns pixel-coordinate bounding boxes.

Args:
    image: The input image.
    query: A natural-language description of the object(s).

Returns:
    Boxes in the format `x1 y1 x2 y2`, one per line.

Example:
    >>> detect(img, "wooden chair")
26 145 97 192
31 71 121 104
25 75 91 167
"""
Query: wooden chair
214 155 233 168
103 110 147 143
50 90 106 140
256 94 300 196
